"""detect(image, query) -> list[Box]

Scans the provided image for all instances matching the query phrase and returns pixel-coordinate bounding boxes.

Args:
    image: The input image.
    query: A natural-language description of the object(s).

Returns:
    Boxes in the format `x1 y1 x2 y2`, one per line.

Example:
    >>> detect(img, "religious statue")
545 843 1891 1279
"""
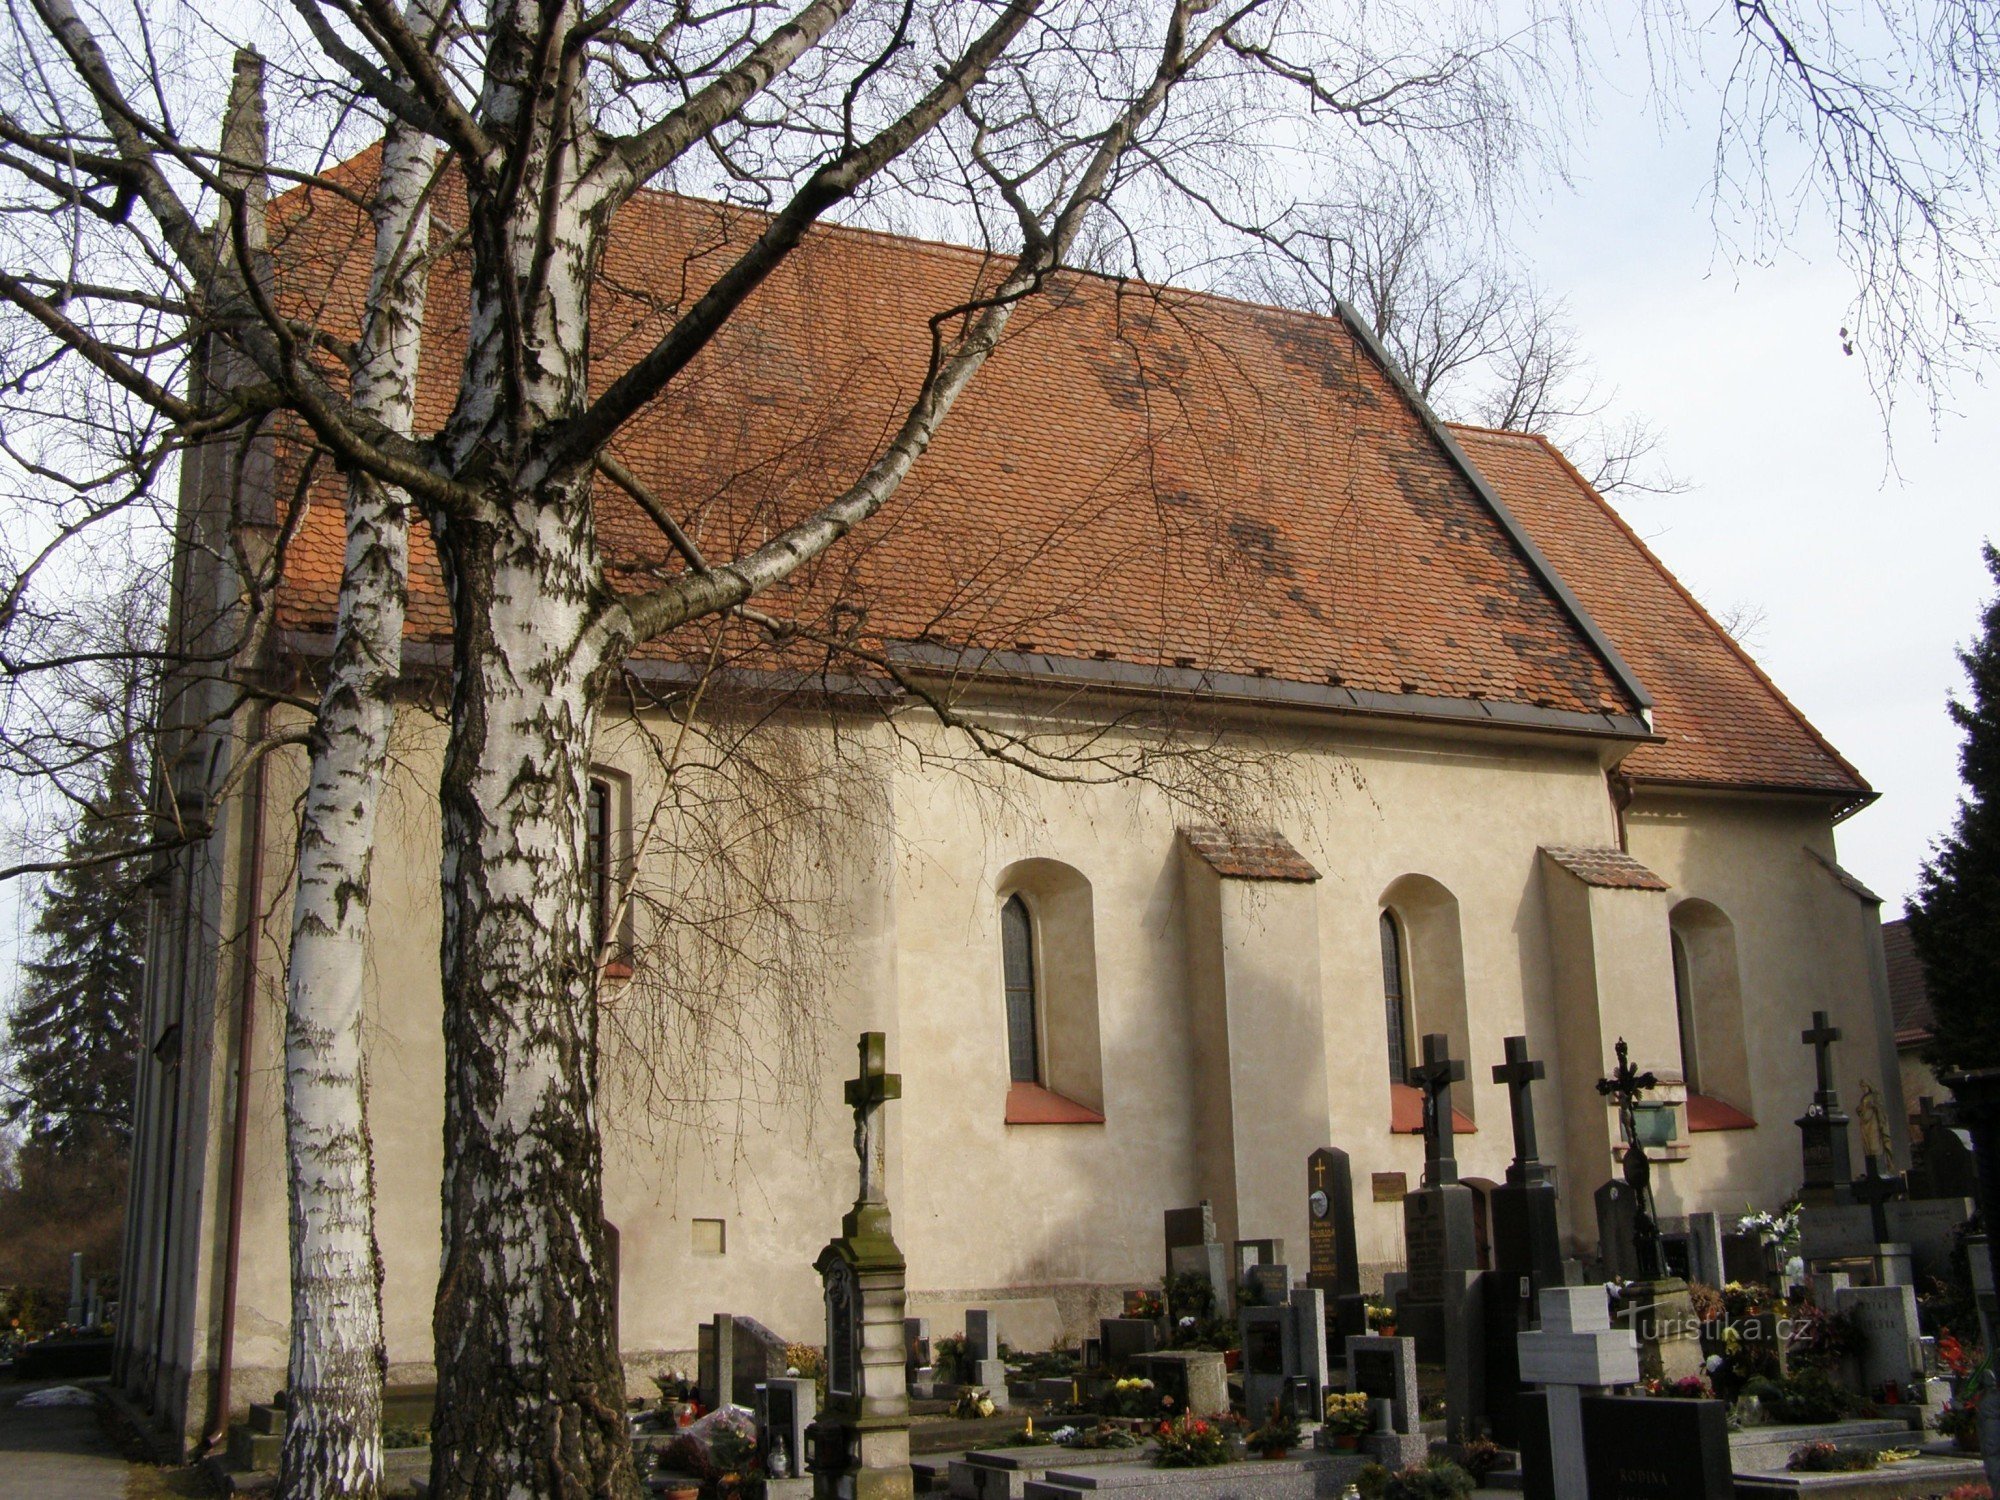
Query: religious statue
1857 1080 1895 1171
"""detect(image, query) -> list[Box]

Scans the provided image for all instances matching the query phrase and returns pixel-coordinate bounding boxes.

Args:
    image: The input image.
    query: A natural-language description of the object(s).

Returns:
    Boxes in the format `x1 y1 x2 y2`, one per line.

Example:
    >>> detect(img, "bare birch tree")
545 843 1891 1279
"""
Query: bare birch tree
0 2 1996 1498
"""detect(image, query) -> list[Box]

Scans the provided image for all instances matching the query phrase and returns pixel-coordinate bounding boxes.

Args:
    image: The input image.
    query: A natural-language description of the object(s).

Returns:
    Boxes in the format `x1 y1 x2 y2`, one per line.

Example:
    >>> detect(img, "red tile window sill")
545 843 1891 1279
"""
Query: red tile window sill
601 960 634 981
1389 1081 1476 1135
1686 1092 1756 1132
1006 1081 1105 1125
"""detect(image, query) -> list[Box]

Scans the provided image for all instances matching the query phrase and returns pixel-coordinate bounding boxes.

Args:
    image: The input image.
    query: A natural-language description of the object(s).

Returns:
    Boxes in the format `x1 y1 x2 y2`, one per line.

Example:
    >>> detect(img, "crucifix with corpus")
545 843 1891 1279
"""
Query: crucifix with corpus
1409 1032 1466 1189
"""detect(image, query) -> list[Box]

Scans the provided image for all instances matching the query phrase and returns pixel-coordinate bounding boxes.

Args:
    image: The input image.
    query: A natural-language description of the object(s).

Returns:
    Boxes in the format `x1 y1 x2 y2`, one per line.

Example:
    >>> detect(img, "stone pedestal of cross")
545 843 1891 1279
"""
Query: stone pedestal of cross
810 1033 912 1500
1798 1010 1856 1205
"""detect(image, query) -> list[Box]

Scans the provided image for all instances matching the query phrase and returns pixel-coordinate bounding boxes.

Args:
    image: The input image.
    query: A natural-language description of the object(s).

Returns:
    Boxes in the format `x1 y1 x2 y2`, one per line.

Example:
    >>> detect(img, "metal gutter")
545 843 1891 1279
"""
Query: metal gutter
883 642 1658 744
1330 300 1656 718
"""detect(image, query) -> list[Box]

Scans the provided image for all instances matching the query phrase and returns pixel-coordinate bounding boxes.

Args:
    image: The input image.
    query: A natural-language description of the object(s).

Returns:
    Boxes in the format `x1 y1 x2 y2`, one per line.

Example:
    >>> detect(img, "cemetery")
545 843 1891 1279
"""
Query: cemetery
174 1024 1999 1499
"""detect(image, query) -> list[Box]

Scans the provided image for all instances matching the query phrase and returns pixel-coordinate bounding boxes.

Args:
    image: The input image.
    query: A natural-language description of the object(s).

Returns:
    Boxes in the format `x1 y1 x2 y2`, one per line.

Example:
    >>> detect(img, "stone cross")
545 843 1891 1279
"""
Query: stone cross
1852 1153 1906 1246
845 1031 901 1207
1803 1010 1843 1108
1409 1032 1466 1188
1493 1034 1551 1186
1915 1095 1947 1144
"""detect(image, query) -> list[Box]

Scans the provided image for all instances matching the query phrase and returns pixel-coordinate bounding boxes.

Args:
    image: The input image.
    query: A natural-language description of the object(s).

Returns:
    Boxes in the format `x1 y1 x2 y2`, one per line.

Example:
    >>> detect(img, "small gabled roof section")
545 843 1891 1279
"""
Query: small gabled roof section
1540 845 1670 891
1180 827 1321 882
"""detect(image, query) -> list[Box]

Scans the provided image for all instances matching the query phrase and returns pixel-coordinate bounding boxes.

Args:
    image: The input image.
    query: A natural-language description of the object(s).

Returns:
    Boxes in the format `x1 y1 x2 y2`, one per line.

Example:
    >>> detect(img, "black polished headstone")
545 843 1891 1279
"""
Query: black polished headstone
1306 1148 1359 1299
1397 1183 1478 1365
1518 1393 1732 1500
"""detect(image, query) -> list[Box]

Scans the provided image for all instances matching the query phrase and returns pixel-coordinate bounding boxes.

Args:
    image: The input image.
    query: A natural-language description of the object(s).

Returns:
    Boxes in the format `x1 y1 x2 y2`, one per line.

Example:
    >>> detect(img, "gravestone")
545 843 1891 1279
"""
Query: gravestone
699 1313 737 1413
1515 1285 1639 1500
1344 1335 1427 1470
809 1033 912 1500
1243 1261 1291 1308
966 1309 1009 1408
1098 1318 1158 1370
1623 1280 1704 1384
700 1314 793 1410
1911 1098 1978 1200
1486 1035 1563 1444
1684 1211 1725 1289
1594 1182 1639 1281
1237 1287 1328 1424
758 1377 819 1482
1834 1283 1925 1401
1131 1349 1229 1418
1891 1197 1975 1283
1164 1202 1231 1312
67 1253 84 1326
1307 1148 1366 1344
1519 1393 1732 1500
1397 1033 1479 1364
1797 1011 1856 1206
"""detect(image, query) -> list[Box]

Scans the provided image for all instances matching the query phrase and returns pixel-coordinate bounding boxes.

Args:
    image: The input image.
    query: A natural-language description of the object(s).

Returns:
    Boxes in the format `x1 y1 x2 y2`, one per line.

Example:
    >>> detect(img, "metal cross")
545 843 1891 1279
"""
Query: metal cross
1596 1037 1663 1279
1802 1010 1843 1105
1408 1032 1466 1187
1851 1153 1906 1246
844 1031 901 1206
1492 1034 1551 1186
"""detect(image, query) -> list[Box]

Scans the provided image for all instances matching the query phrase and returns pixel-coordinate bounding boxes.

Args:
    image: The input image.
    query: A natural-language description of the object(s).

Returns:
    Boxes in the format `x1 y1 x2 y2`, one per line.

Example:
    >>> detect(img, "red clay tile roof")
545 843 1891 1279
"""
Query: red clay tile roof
1451 426 1870 801
1884 918 1934 1046
264 181 1864 802
1179 827 1321 882
1540 845 1671 891
266 182 1642 723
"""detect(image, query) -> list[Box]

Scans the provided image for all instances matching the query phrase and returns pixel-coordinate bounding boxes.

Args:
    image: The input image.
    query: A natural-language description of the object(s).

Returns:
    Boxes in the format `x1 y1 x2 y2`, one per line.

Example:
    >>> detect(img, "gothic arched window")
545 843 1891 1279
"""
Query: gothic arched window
1000 893 1041 1084
1670 929 1701 1094
1380 908 1410 1084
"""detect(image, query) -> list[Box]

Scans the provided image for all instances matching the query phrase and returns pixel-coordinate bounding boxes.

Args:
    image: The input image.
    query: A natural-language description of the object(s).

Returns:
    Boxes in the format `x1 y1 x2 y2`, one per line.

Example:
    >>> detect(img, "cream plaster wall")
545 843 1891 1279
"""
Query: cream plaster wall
153 700 1892 1438
1625 793 1908 1228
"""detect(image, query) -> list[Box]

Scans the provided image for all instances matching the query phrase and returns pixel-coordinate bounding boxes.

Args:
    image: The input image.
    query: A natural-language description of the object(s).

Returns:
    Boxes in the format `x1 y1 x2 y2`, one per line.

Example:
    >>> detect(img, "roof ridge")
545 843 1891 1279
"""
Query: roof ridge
1511 430 1872 803
1337 309 1654 716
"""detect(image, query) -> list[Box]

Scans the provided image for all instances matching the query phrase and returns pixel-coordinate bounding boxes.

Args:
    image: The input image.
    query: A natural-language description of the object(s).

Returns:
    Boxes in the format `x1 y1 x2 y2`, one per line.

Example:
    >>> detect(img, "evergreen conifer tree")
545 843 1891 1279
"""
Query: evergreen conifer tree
3 754 148 1150
1915 543 2000 1073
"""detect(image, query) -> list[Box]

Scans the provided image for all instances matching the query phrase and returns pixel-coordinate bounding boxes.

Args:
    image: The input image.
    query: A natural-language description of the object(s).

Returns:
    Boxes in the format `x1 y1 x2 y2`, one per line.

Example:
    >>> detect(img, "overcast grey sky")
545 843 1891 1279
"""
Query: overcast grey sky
1508 63 1994 915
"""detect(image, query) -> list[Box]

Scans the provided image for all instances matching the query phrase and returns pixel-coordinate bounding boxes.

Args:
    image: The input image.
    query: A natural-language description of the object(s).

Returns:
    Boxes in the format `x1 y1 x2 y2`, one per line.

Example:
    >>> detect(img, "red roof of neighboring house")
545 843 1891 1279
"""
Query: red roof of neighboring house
265 181 1866 802
1451 427 1870 801
1884 918 1934 1046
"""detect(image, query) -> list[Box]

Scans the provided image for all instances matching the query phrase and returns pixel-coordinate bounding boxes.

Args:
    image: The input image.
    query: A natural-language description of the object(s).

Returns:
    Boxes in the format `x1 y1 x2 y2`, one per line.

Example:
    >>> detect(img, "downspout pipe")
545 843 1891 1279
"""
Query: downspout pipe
200 704 270 1454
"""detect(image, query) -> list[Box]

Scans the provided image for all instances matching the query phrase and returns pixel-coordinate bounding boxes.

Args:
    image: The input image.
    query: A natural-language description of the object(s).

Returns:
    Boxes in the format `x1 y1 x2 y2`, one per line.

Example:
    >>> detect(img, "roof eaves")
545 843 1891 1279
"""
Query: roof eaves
1332 302 1656 718
884 642 1659 743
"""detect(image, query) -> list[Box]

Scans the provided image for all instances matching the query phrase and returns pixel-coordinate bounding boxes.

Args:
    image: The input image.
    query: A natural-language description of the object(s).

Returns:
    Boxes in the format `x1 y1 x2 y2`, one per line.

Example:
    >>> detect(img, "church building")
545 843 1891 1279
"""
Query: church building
115 175 1901 1451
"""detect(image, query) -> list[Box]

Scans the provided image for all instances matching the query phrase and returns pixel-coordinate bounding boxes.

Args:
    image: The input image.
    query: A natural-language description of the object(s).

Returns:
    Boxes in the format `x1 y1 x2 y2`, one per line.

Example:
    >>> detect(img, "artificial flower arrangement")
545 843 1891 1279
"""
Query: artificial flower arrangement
1151 1413 1233 1468
1364 1303 1398 1334
1936 1396 1982 1451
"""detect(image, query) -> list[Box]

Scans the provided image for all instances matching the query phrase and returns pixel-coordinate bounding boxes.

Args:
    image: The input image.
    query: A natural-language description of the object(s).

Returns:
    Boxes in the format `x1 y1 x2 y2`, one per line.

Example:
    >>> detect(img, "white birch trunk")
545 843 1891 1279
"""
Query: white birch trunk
426 10 638 1492
278 102 437 1500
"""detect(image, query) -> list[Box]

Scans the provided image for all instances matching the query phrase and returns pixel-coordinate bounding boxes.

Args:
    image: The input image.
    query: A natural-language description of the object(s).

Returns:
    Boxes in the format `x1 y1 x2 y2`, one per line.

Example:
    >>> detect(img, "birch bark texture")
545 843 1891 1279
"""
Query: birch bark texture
276 20 440 1498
